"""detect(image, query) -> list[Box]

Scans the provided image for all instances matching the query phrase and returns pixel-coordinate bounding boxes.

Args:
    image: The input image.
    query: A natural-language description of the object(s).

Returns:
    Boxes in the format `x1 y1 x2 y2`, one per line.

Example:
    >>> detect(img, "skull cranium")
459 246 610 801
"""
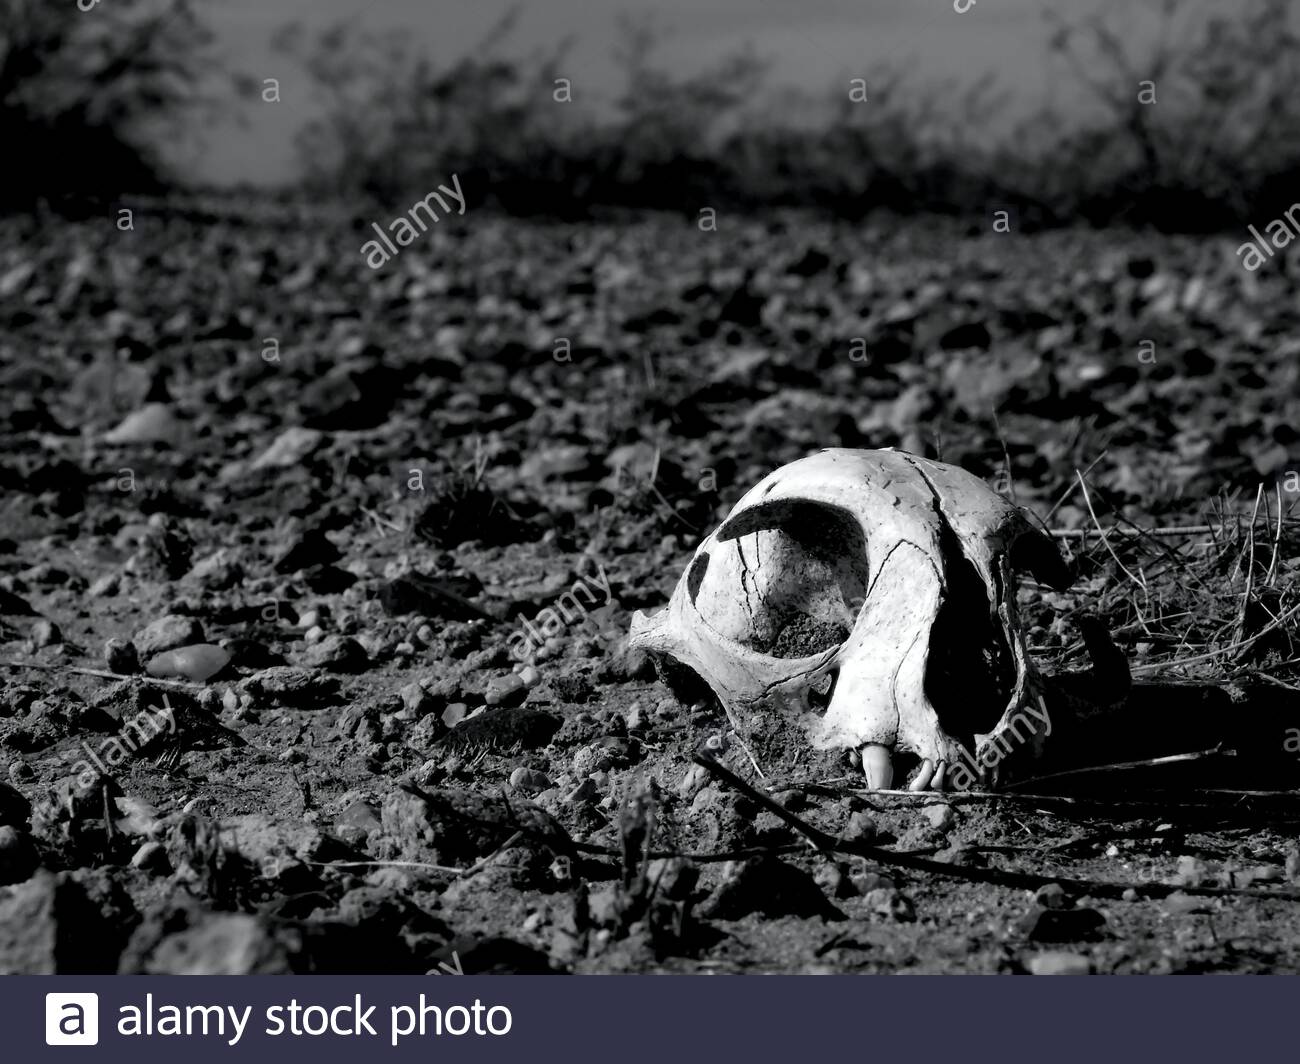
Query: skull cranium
628 448 1072 790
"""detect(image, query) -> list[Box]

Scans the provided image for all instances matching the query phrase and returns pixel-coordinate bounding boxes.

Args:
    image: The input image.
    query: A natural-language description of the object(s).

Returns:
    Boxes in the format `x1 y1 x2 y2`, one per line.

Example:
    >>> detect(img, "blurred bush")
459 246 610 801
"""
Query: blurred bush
0 0 213 206
281 0 1300 229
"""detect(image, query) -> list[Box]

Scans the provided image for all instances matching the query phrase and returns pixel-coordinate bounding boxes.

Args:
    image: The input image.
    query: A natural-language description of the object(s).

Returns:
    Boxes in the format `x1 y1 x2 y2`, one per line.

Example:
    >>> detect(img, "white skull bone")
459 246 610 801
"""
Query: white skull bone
627 448 1071 789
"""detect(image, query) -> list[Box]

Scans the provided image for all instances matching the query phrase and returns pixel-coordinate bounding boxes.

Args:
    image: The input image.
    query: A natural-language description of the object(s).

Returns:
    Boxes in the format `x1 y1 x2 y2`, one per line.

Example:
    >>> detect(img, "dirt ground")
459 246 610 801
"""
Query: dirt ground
2 205 1300 974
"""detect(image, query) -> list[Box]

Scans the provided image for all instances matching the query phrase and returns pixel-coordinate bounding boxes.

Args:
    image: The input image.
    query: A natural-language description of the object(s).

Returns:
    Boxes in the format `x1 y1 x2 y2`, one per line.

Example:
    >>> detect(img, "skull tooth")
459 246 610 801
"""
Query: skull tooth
861 742 893 790
908 759 936 791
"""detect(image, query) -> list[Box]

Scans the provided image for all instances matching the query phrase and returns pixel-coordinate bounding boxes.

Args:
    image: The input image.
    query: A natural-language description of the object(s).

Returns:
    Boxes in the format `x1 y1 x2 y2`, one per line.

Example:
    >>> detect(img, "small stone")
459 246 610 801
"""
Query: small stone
1162 891 1208 916
239 666 340 708
133 614 204 657
298 610 320 630
441 702 468 728
815 861 855 899
485 674 526 707
30 619 61 647
415 624 436 645
1026 951 1092 976
104 637 139 675
572 742 616 778
564 778 598 805
1174 855 1210 888
249 427 324 470
304 634 369 674
1034 883 1068 910
864 887 916 922
844 811 881 842
221 688 239 712
1121 888 1139 903
8 761 33 784
676 764 709 800
690 786 719 817
146 644 231 682
304 625 325 644
187 549 243 590
773 789 807 812
89 572 120 597
646 857 699 901
399 682 436 717
130 840 170 874
518 665 542 688
509 767 552 794
925 803 955 831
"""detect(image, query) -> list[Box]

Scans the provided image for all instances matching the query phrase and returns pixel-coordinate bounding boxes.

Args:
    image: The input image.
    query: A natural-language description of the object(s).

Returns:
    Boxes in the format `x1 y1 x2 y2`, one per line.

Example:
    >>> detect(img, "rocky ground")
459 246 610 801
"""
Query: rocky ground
1 204 1300 974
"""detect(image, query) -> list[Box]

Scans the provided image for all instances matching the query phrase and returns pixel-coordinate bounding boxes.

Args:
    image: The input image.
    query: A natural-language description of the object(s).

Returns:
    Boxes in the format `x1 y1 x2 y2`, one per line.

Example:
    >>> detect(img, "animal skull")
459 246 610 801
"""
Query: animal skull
628 449 1072 790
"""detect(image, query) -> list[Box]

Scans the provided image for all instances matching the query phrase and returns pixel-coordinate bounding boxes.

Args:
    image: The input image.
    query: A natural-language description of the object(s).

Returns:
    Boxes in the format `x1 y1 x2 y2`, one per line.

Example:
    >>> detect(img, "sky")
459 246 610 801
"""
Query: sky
185 0 1215 187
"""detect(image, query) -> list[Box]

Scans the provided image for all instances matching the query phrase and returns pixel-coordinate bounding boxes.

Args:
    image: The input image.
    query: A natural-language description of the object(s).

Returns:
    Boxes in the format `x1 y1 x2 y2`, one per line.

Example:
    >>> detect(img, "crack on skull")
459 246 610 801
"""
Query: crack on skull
710 500 867 658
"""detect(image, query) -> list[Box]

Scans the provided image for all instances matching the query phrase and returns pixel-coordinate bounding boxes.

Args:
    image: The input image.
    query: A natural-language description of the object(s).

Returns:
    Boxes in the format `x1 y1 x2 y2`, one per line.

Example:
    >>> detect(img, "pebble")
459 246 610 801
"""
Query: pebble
509 767 553 794
1034 883 1068 910
676 763 709 800
864 887 916 922
304 634 369 673
297 610 320 630
564 778 598 805
646 858 699 901
249 427 324 470
30 619 61 647
130 840 170 874
8 761 33 784
88 572 120 597
1162 891 1208 915
1026 951 1092 976
133 614 205 656
104 402 179 445
485 674 526 707
814 861 855 899
844 811 881 842
104 637 139 675
441 703 469 728
518 665 542 688
925 803 955 831
1122 888 1139 902
303 626 325 644
399 682 436 717
1174 855 1210 887
145 643 231 682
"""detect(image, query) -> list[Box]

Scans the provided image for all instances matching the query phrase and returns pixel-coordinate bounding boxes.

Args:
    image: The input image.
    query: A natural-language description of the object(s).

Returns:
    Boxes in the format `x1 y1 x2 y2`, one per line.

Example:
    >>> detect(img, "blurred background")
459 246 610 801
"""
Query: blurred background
5 0 1300 227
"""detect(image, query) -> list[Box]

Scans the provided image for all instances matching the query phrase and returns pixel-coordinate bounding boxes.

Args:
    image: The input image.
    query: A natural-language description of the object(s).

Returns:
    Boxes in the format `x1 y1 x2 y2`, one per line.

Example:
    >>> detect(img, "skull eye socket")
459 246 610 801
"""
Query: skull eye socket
925 525 1057 743
693 499 867 659
687 552 709 604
